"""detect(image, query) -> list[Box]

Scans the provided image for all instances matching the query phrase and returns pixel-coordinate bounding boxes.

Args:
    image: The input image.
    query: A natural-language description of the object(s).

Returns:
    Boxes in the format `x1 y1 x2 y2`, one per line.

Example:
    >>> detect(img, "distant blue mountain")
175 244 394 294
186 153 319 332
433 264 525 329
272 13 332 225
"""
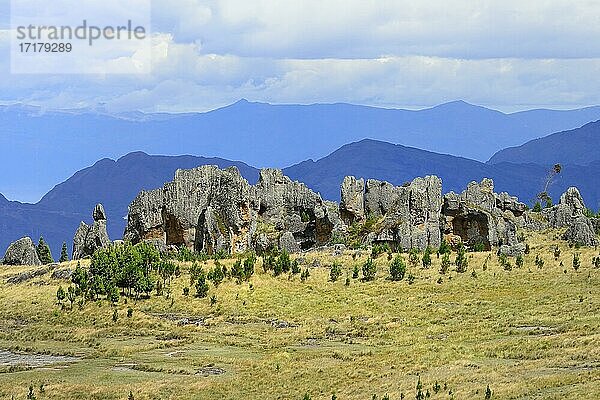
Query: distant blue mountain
284 139 600 207
488 120 600 166
3 100 600 202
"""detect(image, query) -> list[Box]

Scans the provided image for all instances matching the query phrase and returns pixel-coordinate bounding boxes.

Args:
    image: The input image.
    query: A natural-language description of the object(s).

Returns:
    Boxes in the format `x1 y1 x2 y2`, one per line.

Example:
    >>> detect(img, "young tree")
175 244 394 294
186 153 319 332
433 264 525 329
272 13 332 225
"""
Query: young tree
422 247 432 269
59 242 69 263
455 244 468 273
516 254 524 269
573 253 581 271
195 271 209 298
362 258 377 281
329 261 343 282
56 286 66 306
408 248 420 268
36 236 54 264
208 262 225 287
440 252 451 274
389 255 406 281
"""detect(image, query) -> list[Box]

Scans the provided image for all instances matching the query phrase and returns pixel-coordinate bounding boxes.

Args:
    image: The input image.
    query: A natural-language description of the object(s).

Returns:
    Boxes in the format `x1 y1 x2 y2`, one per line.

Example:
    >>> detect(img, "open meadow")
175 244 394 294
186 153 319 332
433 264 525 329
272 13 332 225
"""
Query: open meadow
0 231 598 400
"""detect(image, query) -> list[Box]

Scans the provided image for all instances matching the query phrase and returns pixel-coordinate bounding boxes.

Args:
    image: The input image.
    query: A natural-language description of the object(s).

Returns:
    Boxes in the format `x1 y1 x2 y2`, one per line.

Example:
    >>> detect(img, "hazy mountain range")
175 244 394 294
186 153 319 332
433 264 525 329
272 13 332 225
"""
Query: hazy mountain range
3 99 600 202
1 100 600 257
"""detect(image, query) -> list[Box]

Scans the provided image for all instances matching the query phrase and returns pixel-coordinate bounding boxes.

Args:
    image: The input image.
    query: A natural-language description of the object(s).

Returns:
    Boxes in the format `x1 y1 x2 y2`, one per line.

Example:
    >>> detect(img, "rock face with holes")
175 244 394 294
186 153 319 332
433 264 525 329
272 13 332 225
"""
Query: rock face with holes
442 179 525 250
72 204 111 260
125 166 337 254
339 175 443 250
2 237 41 266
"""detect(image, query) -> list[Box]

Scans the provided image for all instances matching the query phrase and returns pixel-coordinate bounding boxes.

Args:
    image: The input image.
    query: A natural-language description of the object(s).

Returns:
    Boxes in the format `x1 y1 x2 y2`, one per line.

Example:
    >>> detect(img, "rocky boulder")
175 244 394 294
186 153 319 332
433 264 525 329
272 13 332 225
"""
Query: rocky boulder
2 237 41 266
72 204 111 259
531 187 599 246
442 179 524 250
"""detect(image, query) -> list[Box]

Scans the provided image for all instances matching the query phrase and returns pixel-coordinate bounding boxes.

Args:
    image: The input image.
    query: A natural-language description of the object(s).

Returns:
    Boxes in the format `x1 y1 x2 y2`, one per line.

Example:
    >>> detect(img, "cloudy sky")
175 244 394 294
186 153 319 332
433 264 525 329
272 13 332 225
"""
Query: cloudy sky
2 0 600 112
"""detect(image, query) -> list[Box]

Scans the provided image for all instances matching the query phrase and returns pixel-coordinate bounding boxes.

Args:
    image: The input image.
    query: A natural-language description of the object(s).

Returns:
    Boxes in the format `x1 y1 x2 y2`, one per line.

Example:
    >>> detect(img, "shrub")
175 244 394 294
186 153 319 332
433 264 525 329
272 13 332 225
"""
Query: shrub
371 243 391 259
127 307 133 318
473 241 486 252
362 258 377 281
276 250 291 275
352 265 360 279
407 273 415 285
112 309 118 322
516 254 524 269
301 268 310 282
535 254 545 268
532 202 542 212
330 261 343 282
408 248 420 268
554 246 561 260
499 253 512 271
208 263 225 287
56 286 66 306
455 244 468 273
440 252 451 274
573 253 581 271
195 272 209 298
291 259 301 275
438 239 451 256
422 247 432 268
389 255 406 281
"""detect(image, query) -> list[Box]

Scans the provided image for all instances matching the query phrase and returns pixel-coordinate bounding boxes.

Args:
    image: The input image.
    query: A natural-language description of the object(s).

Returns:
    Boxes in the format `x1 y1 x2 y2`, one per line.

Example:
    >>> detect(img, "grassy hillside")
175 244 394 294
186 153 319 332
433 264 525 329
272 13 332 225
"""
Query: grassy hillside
0 231 598 399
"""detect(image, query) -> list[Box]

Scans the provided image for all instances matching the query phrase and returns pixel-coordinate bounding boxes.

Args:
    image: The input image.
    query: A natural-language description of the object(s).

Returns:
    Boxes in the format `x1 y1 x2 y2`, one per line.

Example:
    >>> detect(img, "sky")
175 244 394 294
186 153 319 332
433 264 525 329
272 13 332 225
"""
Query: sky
1 0 600 113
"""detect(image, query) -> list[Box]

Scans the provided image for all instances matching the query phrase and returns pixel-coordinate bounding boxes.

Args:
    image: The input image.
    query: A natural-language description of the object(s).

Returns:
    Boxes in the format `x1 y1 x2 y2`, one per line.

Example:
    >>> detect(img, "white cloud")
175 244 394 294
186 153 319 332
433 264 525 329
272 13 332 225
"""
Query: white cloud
1 1 600 111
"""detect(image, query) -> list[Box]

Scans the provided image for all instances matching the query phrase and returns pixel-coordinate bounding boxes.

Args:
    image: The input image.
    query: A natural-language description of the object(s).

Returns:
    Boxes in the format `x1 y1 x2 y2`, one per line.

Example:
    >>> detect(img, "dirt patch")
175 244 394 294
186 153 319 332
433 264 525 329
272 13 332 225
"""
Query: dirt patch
0 350 79 368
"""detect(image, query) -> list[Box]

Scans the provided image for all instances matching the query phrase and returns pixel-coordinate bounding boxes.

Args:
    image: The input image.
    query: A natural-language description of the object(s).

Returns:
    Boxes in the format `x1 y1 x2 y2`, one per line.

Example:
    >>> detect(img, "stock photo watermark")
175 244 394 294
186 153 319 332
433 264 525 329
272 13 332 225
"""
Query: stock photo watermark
11 0 152 74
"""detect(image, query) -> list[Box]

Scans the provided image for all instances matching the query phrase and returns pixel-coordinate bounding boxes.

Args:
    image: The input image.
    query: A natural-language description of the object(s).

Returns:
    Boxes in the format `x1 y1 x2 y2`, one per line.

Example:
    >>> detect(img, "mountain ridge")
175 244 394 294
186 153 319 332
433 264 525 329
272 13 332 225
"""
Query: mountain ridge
5 99 600 202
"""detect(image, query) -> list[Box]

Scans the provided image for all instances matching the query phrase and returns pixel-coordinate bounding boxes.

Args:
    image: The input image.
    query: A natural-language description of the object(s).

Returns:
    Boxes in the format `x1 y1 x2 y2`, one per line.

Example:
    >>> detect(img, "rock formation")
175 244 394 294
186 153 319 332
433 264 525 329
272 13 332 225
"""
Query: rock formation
125 166 337 254
340 176 365 225
72 204 111 259
541 187 598 246
2 237 41 266
124 166 598 253
442 179 525 251
338 175 443 250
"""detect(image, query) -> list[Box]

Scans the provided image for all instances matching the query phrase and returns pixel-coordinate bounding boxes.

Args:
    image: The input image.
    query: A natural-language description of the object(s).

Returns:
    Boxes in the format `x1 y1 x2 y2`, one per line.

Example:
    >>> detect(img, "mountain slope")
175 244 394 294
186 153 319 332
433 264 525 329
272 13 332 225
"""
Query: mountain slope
488 120 600 166
0 153 259 258
284 139 600 207
4 100 600 202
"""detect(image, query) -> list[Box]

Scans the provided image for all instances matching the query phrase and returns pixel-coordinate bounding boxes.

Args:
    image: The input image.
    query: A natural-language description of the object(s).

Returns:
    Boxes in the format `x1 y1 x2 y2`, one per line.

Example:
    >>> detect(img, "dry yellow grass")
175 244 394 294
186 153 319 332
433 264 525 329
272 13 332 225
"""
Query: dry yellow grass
0 230 598 399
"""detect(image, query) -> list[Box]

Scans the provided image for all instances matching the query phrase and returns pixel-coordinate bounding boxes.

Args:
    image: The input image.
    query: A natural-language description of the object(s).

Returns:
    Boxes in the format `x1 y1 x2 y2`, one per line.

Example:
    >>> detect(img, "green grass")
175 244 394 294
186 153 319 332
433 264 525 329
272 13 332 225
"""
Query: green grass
0 231 598 399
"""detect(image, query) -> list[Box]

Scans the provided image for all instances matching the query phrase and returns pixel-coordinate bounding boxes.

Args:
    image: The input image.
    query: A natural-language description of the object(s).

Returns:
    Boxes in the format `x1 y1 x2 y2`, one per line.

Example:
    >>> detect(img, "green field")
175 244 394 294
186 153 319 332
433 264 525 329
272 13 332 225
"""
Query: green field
0 231 598 399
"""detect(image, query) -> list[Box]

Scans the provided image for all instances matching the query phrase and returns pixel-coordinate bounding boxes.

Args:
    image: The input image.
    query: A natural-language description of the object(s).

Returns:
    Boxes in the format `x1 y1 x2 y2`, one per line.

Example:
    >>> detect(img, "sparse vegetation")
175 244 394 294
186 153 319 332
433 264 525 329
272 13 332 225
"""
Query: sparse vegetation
0 231 597 399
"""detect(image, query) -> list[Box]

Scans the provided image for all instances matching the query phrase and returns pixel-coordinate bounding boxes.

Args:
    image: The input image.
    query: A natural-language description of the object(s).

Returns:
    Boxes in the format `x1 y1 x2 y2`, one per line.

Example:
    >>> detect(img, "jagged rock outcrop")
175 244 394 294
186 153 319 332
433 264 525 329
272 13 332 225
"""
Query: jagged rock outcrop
72 204 111 259
2 237 41 266
340 176 365 224
125 166 335 254
539 187 598 246
442 179 524 250
374 176 443 250
340 175 442 250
